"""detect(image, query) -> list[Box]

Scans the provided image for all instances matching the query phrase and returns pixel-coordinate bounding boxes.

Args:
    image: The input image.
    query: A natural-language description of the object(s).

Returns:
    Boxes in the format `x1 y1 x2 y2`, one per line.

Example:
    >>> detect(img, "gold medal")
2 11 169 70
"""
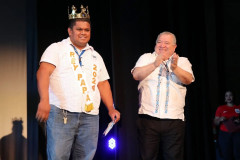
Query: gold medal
85 103 94 112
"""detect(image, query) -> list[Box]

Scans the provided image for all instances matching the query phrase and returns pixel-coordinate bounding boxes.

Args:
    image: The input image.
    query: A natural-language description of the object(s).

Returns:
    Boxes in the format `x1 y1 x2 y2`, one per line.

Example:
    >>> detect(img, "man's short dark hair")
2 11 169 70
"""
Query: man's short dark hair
68 18 91 29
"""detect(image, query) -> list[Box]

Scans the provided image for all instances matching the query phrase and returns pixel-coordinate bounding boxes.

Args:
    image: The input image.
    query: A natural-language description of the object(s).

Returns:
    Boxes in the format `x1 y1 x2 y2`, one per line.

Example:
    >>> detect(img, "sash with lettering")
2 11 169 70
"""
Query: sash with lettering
69 46 97 112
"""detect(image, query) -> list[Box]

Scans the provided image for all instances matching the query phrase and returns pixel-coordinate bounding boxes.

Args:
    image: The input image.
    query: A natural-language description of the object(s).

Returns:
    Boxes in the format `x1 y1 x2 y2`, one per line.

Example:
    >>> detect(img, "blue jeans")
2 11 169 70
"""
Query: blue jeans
47 105 99 160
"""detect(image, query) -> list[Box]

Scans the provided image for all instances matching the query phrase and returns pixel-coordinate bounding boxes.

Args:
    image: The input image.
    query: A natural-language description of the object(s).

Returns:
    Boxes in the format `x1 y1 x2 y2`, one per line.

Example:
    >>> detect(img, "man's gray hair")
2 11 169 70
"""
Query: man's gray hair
156 31 177 45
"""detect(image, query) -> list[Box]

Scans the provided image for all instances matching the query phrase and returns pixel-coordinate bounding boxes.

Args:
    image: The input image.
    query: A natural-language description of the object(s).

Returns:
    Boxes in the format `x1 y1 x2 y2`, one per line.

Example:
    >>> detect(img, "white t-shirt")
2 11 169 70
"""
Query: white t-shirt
40 38 110 114
132 52 194 120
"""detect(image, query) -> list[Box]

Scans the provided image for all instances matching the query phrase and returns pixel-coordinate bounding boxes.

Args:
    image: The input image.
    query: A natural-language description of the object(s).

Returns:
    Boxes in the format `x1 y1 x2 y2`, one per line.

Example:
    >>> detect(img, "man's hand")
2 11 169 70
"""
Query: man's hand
36 101 51 122
170 53 179 71
108 108 120 123
154 54 168 67
36 62 55 123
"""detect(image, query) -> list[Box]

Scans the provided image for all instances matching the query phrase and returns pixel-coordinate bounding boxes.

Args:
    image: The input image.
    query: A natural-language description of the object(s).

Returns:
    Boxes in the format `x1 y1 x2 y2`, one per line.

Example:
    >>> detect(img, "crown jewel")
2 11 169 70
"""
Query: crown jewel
68 5 90 20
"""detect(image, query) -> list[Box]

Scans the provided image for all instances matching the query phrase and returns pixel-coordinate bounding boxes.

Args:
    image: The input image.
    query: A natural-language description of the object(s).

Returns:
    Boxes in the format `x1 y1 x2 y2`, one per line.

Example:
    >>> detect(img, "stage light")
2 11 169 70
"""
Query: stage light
108 138 116 149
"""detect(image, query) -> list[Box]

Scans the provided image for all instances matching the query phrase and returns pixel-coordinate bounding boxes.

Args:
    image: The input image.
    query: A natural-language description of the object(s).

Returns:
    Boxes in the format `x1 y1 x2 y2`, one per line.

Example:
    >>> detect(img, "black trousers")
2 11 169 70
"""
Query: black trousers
218 130 240 160
137 114 185 160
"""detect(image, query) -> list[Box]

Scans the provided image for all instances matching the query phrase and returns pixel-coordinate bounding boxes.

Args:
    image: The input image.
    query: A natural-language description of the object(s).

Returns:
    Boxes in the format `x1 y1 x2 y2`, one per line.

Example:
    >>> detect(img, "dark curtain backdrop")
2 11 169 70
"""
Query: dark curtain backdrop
26 0 240 159
27 0 39 159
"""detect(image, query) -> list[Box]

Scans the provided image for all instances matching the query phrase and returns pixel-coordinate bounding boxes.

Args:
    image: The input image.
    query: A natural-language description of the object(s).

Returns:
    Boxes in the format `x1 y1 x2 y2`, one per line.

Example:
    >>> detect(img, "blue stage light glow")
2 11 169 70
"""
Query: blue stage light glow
108 138 116 149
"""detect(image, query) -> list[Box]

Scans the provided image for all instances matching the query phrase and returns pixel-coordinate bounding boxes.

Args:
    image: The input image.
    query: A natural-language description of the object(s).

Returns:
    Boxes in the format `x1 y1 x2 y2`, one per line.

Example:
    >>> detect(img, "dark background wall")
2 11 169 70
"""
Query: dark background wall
1 0 240 159
0 0 28 160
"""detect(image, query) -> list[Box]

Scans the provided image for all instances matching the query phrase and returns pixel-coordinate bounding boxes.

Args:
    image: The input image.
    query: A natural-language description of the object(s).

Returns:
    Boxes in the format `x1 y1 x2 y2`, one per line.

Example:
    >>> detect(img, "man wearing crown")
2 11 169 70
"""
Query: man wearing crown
36 5 120 160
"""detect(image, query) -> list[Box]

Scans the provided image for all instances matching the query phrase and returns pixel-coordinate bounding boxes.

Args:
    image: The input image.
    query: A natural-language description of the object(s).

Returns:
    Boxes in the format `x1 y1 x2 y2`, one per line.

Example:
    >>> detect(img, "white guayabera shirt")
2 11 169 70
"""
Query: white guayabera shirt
40 38 110 115
132 52 194 121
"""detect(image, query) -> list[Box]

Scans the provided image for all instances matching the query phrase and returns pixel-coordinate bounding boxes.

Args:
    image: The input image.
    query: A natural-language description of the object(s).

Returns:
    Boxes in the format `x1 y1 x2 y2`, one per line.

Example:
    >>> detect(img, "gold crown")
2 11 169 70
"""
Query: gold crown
68 5 90 20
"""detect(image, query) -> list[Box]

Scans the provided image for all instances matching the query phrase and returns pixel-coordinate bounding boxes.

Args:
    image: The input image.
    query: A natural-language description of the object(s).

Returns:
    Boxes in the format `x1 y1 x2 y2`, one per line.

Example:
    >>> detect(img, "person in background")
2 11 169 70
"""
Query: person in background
214 90 240 160
35 5 120 160
131 31 194 160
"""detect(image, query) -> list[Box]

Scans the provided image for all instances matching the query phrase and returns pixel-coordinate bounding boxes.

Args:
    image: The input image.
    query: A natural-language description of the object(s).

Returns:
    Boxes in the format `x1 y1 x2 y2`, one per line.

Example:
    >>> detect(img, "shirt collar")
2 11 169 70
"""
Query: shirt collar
67 37 93 51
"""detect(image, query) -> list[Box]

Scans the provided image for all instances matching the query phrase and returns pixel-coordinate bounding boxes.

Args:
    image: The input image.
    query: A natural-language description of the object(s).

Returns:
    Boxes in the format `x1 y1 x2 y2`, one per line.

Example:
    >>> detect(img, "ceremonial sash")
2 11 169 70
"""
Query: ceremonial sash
69 46 98 112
